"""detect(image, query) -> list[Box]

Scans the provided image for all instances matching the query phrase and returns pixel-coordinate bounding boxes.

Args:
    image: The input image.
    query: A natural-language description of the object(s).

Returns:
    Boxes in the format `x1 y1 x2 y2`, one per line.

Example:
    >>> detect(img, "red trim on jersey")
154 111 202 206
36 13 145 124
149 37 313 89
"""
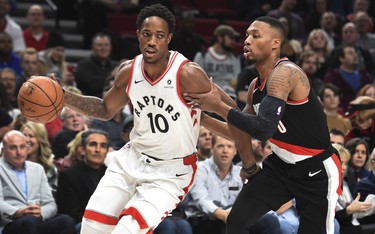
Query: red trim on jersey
142 51 178 86
332 153 343 196
269 138 324 155
176 59 190 107
83 210 119 225
120 206 149 229
257 76 267 90
126 56 138 95
286 97 309 105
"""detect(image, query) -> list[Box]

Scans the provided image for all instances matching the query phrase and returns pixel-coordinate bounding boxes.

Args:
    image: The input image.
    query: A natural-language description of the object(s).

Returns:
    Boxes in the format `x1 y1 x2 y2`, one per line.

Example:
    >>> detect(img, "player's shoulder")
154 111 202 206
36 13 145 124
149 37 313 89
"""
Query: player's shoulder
180 61 205 75
275 61 306 77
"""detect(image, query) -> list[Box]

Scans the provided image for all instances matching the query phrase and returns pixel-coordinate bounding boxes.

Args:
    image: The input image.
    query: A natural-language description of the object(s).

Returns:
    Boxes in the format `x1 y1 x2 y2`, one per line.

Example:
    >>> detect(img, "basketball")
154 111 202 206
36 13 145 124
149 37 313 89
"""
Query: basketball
17 76 65 124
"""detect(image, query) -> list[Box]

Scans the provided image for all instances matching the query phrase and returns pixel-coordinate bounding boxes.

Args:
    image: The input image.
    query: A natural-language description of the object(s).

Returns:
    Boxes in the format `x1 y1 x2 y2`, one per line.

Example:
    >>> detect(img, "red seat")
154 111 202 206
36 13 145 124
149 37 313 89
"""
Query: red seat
222 20 250 38
193 0 237 18
108 14 138 37
193 18 220 41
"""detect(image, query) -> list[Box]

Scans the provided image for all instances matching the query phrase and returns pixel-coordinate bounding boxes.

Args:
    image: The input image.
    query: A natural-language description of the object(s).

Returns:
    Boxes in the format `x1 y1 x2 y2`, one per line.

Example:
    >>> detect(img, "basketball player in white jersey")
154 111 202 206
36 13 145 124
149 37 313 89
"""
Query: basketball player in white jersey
58 3 252 234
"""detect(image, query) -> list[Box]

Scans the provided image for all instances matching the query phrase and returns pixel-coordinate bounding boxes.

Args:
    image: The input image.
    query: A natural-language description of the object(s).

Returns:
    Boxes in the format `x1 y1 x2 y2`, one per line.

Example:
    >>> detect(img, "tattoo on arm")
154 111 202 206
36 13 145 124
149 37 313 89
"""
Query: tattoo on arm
64 92 109 120
267 66 296 101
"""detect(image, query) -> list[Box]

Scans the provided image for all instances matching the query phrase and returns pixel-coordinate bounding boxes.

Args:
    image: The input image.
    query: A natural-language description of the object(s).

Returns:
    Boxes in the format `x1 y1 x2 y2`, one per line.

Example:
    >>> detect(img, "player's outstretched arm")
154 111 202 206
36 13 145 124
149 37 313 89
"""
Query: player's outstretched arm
62 60 131 121
180 62 257 178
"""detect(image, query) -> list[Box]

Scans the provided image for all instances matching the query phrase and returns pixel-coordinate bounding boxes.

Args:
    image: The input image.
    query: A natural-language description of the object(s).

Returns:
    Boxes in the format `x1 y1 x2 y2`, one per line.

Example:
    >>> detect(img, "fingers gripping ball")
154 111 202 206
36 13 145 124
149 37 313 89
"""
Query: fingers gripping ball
17 76 64 123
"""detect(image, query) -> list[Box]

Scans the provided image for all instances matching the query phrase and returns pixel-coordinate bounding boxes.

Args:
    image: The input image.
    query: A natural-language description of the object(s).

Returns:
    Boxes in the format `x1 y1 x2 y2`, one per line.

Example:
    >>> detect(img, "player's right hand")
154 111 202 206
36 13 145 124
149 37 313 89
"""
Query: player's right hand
240 165 261 184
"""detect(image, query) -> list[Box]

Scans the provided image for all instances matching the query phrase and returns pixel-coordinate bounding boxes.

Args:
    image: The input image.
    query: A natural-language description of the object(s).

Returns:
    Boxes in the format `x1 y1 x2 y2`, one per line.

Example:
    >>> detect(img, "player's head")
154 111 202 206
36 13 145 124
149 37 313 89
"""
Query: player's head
136 4 175 64
244 16 286 61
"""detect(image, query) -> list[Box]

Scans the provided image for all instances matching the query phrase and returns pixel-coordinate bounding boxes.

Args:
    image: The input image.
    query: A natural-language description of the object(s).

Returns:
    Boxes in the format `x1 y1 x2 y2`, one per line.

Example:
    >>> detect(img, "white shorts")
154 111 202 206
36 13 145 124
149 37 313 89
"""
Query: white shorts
83 142 197 230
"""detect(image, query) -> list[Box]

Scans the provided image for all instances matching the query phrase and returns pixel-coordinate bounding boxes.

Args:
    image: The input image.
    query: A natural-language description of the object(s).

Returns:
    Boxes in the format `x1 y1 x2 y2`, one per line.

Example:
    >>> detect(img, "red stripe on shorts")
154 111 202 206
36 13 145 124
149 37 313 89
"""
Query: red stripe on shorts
332 153 343 196
83 210 119 225
120 207 148 229
182 153 198 196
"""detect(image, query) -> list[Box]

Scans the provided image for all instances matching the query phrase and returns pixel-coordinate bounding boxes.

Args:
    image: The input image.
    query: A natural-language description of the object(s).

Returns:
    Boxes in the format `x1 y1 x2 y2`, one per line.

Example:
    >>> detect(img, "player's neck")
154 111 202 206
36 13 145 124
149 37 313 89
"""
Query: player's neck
256 57 280 82
143 51 170 80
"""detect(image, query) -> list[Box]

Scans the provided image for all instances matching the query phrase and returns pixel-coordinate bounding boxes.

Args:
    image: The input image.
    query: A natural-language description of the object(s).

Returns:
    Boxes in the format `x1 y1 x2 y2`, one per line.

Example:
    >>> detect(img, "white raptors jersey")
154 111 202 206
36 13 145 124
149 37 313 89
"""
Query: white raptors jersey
126 51 201 160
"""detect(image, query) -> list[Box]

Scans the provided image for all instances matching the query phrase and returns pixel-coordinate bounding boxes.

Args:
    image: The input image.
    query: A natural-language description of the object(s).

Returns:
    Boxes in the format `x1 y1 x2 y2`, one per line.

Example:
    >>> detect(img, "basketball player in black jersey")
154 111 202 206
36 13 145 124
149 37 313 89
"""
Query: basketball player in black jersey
185 16 342 234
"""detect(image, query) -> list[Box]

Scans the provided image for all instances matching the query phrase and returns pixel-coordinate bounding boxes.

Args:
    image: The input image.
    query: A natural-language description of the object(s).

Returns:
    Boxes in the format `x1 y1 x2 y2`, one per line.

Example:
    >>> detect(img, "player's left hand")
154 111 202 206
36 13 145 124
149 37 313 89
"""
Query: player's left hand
184 77 222 113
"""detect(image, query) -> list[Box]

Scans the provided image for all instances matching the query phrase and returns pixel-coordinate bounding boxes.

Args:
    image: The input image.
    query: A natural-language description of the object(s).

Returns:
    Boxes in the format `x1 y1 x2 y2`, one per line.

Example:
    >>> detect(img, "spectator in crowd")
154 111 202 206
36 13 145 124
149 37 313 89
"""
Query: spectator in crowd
0 32 22 75
304 29 331 69
169 10 207 61
354 11 375 62
193 25 241 89
324 45 373 112
185 135 280 234
298 50 322 94
23 4 49 52
0 130 75 234
197 126 213 161
267 0 306 41
305 0 329 33
20 121 58 194
347 0 373 32
0 0 25 53
74 33 118 97
54 130 86 173
320 11 341 51
328 22 374 74
39 30 68 82
57 129 109 233
45 86 82 144
357 84 375 99
357 148 375 202
333 143 375 234
330 128 346 145
278 17 302 63
52 107 86 159
345 95 375 151
319 83 351 133
0 67 18 108
16 47 40 92
356 148 375 229
346 137 371 181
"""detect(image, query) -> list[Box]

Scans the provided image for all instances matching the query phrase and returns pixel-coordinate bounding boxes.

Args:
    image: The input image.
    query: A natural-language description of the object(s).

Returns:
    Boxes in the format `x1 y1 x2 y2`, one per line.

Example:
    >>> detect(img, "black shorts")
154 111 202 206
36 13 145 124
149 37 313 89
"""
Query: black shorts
227 146 342 234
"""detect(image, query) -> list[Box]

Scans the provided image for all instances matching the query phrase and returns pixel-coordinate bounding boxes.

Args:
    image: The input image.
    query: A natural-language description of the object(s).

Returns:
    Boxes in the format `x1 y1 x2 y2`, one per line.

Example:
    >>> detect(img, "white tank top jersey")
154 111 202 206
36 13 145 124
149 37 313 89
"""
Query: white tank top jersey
126 51 201 160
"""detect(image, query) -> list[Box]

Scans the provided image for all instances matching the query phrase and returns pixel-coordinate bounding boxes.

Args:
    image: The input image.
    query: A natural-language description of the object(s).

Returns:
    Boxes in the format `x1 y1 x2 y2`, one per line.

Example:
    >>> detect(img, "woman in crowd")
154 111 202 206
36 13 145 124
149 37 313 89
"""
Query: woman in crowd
21 121 58 194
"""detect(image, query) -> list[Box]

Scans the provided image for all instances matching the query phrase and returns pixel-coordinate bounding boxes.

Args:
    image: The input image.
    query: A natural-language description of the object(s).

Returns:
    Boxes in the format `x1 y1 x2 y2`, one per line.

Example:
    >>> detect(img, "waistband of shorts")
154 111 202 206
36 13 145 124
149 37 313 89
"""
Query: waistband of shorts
140 152 198 166
294 145 336 166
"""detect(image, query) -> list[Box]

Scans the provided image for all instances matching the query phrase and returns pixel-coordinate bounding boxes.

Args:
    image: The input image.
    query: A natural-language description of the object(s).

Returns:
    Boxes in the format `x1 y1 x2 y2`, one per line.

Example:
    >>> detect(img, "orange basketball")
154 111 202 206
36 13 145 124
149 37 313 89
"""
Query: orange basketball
17 76 64 123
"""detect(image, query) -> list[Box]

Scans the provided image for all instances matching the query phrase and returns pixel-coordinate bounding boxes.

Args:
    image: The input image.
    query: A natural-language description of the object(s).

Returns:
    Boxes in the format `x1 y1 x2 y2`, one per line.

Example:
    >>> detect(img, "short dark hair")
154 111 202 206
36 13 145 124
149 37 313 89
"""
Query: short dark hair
329 128 345 138
255 16 286 48
81 129 109 148
318 83 342 101
136 3 175 34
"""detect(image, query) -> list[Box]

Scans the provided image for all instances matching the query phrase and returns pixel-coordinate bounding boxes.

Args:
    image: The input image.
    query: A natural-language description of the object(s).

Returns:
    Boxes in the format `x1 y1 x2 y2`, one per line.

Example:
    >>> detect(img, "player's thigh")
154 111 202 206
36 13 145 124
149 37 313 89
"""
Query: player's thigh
86 169 136 217
126 172 193 228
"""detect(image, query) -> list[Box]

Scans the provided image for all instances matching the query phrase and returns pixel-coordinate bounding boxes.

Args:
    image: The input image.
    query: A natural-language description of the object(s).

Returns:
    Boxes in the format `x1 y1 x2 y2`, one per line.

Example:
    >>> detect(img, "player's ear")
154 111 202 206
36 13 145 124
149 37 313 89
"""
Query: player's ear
272 38 281 50
167 33 173 44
